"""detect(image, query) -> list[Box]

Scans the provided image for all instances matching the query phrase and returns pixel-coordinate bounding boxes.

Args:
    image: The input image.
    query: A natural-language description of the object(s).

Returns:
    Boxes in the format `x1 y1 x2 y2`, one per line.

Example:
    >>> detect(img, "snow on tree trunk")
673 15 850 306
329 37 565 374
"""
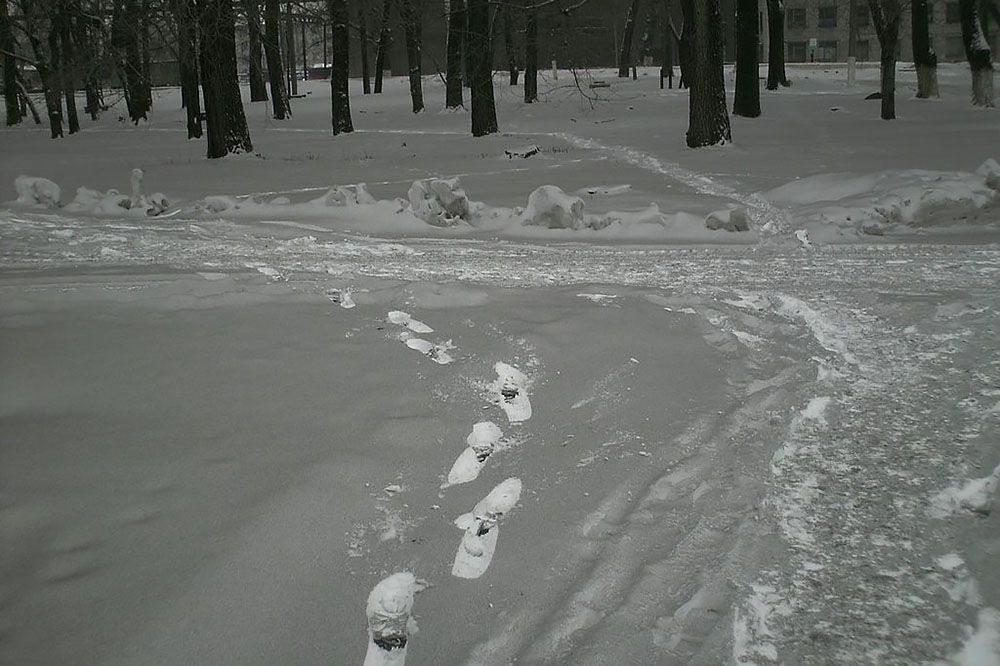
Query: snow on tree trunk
198 0 253 157
912 0 938 98
618 0 640 78
524 6 538 103
374 0 392 94
446 0 465 108
683 0 732 147
401 0 424 113
263 0 290 118
329 0 353 134
468 0 497 136
960 0 995 107
245 0 268 102
733 0 760 117
1 0 21 126
766 0 789 89
869 0 901 120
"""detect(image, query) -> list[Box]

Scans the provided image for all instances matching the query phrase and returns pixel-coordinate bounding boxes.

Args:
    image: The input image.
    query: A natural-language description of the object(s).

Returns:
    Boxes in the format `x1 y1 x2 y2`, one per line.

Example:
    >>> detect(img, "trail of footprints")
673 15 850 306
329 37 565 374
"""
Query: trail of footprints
365 310 533 666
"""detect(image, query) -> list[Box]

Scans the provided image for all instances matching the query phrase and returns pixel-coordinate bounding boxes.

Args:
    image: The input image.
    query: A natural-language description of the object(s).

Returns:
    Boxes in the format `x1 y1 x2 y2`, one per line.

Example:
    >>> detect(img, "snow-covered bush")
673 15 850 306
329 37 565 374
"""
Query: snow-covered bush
521 185 585 229
705 207 750 232
408 178 471 226
14 176 61 208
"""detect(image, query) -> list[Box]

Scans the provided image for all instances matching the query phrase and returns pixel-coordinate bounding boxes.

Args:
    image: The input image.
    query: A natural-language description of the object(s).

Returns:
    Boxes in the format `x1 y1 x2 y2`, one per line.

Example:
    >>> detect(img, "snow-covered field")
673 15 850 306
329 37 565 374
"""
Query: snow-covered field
1 65 999 665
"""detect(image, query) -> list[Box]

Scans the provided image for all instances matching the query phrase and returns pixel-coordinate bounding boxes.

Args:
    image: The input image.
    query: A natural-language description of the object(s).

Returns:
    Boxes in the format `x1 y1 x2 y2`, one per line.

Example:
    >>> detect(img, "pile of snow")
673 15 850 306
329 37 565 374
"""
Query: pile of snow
929 463 1000 518
14 175 61 208
763 161 1000 238
521 185 585 229
705 207 750 232
407 177 472 227
314 183 377 207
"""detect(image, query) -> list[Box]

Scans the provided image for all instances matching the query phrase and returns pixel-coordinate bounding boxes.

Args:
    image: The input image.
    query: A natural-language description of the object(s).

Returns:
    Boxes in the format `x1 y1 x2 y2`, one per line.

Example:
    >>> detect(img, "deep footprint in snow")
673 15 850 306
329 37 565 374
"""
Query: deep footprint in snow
452 478 522 579
387 310 434 334
364 572 423 666
492 362 532 422
399 333 455 365
443 421 504 488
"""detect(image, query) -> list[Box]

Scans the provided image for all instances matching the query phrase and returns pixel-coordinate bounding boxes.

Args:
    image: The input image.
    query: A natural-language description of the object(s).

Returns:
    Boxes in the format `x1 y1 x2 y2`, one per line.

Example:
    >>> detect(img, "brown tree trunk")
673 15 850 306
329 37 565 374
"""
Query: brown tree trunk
400 0 424 113
733 0 760 117
446 0 465 108
960 0 995 107
329 0 353 134
682 0 731 147
468 0 496 135
198 0 253 157
264 0 290 117
524 4 538 102
374 0 392 93
912 0 938 98
246 0 269 101
765 0 789 89
618 0 640 77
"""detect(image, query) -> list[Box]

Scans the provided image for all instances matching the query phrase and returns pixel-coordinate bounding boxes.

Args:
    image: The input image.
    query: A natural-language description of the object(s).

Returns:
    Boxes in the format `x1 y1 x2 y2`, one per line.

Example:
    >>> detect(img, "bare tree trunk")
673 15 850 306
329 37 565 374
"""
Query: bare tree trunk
869 0 901 120
16 74 43 124
112 0 149 122
359 5 371 94
446 0 465 107
286 4 297 96
245 0 269 101
912 0 938 98
329 0 352 133
733 0 759 116
618 0 640 77
960 0 995 107
503 0 519 85
400 0 424 113
1 0 21 125
198 0 253 157
264 0 290 117
56 0 80 133
140 0 152 111
765 0 789 89
23 0 64 138
682 0 731 147
173 0 203 136
374 0 392 93
74 8 103 120
468 0 496 135
660 0 674 88
524 3 538 102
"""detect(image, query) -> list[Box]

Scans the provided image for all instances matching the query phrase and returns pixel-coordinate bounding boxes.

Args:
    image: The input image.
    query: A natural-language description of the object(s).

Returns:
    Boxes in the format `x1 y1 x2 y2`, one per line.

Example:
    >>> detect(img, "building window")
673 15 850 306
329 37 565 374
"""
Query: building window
787 41 808 61
787 7 807 29
946 2 961 23
945 35 965 59
818 5 838 28
817 40 838 61
854 4 870 27
854 39 870 61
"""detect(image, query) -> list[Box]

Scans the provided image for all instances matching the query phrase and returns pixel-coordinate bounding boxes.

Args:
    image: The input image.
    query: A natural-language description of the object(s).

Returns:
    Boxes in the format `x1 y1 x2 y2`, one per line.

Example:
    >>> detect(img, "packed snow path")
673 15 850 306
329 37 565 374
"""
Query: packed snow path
2 210 999 664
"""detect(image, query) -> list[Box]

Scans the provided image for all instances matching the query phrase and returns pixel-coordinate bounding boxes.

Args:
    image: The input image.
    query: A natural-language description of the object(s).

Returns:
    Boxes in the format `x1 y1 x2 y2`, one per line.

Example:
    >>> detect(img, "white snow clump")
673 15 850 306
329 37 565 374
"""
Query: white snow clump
317 183 377 207
14 175 61 208
705 207 750 232
408 177 471 226
521 185 585 229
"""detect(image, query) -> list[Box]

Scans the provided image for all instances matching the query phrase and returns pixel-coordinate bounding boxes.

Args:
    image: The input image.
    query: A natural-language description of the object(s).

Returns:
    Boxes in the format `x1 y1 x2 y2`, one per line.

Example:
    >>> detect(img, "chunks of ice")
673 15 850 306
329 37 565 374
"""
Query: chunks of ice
521 185 585 229
14 175 61 208
705 207 750 232
408 177 471 226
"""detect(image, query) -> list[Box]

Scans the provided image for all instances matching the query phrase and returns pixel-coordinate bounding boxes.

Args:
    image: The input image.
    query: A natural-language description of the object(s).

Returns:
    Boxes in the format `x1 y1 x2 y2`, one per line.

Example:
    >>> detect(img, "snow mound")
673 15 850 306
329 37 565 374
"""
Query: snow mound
929 463 1000 518
63 170 169 217
408 177 471 226
314 183 377 207
197 195 240 214
522 185 585 229
705 207 750 232
14 175 61 208
763 166 1000 238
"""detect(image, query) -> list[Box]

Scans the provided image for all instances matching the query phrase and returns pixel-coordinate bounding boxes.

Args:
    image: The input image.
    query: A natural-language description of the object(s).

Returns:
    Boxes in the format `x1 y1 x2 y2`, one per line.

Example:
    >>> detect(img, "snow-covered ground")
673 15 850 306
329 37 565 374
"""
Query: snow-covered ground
1 65 999 665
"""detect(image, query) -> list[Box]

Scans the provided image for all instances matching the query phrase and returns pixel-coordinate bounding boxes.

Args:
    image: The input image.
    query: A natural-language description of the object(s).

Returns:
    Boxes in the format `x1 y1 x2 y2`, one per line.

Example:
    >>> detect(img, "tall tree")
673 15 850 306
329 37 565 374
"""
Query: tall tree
765 0 789 89
245 0 268 101
400 0 423 112
682 0 731 147
524 2 538 102
618 0 640 78
2 0 23 125
733 0 759 116
111 0 150 122
22 0 64 138
172 0 203 136
468 0 496 135
912 0 938 98
960 0 994 107
285 3 297 96
660 0 674 88
197 0 253 157
358 4 371 94
329 0 352 133
263 0 290 117
74 2 104 120
445 0 464 108
868 0 902 120
54 0 79 133
503 0 519 85
373 0 392 93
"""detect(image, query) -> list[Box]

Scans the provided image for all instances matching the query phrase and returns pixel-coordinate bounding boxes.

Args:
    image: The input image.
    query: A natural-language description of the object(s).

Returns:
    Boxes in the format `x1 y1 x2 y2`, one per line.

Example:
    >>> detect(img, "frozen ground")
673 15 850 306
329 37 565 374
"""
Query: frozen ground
1 65 999 665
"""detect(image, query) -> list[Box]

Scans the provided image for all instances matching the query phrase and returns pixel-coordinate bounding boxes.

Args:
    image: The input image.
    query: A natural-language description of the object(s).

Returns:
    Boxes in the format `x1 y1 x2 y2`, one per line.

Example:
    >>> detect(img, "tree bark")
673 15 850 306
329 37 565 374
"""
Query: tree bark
960 0 995 107
56 0 80 133
446 0 465 107
374 0 392 94
524 4 538 102
245 0 269 101
173 0 203 136
329 0 353 133
74 7 103 120
140 0 152 112
733 0 760 116
23 0 64 138
503 0 519 85
1 0 21 125
765 0 789 89
198 0 253 157
359 5 371 94
400 0 424 113
618 0 640 77
869 0 901 120
263 0 289 117
286 4 297 96
912 0 938 98
660 0 674 88
468 0 496 135
682 0 731 147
